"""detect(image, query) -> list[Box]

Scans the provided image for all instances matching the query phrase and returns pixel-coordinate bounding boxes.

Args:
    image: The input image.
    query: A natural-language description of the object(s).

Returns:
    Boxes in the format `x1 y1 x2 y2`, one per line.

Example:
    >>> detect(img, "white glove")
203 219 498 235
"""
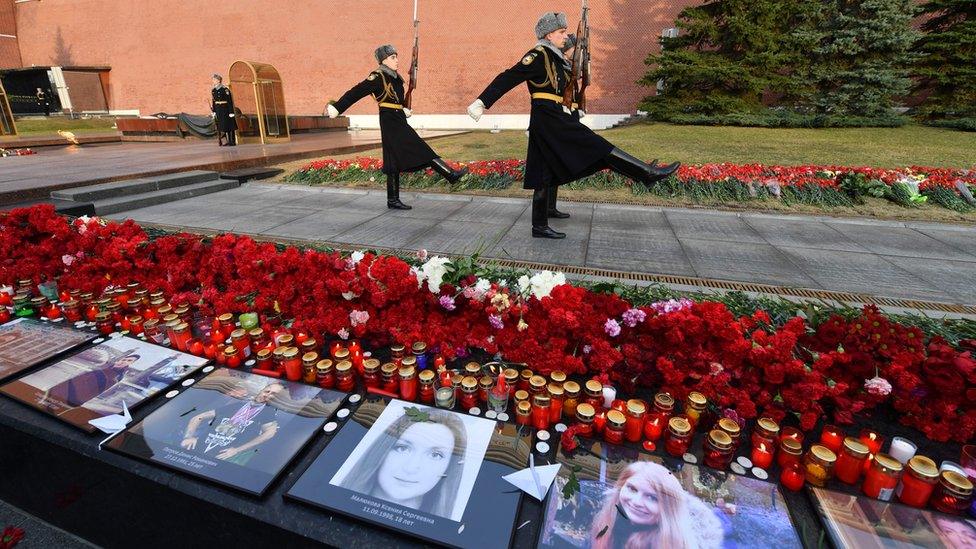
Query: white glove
403 107 412 118
577 110 586 120
467 99 485 121
228 113 235 118
326 104 339 118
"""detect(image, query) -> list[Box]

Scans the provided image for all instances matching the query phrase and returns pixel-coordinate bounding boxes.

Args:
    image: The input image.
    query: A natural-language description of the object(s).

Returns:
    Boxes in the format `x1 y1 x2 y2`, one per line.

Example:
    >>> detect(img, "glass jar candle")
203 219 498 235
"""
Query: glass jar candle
548 384 565 423
515 400 532 426
94 312 114 335
835 437 870 485
400 356 417 377
643 413 665 442
419 369 436 404
897 455 940 507
931 471 974 514
216 313 235 338
381 363 399 393
684 392 707 428
653 392 675 418
435 386 456 409
704 429 735 470
503 368 519 397
389 343 405 361
529 375 547 395
29 296 48 316
362 359 381 388
60 300 82 322
399 365 418 402
575 403 596 438
12 295 34 317
334 360 354 392
514 390 530 408
460 376 479 409
127 315 144 336
781 462 806 492
803 445 837 487
751 441 775 470
156 303 174 319
223 345 242 369
562 381 581 418
518 369 533 391
777 437 804 469
532 395 552 430
819 424 844 454
125 297 142 315
411 341 428 370
230 329 251 357
464 362 482 378
858 453 901 501
173 304 191 325
316 359 335 389
479 375 494 403
780 426 805 445
170 322 192 351
583 380 603 409
272 347 287 373
752 417 781 449
717 418 742 449
255 348 273 370
665 417 693 457
859 429 885 456
143 319 164 344
302 352 319 384
604 410 626 445
451 373 464 402
625 400 646 443
282 347 302 381
248 328 269 353
105 302 123 325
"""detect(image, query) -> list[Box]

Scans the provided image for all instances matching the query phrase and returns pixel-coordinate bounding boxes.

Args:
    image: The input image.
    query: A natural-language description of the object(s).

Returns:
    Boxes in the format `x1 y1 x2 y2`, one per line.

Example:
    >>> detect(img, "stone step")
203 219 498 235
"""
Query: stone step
1 198 96 216
51 170 219 202
219 167 284 183
92 179 239 215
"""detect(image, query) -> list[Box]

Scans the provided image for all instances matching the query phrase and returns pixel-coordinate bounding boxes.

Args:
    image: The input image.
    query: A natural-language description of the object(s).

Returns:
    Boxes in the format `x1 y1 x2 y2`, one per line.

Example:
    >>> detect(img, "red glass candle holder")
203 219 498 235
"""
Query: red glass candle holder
751 442 774 470
819 424 844 454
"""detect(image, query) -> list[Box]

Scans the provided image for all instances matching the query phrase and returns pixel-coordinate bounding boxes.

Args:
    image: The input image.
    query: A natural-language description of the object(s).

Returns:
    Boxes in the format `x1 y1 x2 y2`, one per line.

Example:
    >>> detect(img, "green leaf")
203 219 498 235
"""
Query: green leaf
562 468 581 500
404 406 431 423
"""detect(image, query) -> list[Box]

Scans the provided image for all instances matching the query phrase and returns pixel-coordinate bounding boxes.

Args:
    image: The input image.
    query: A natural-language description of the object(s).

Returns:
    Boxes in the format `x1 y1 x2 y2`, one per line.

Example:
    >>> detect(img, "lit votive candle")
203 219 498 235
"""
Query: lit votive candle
889 437 917 465
819 425 844 454
602 386 617 409
751 442 774 469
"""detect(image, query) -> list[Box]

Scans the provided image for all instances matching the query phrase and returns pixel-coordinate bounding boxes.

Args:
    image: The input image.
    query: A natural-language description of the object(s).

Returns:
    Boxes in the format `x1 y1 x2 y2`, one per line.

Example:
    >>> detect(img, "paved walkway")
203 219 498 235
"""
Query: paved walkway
110 184 976 307
0 131 457 203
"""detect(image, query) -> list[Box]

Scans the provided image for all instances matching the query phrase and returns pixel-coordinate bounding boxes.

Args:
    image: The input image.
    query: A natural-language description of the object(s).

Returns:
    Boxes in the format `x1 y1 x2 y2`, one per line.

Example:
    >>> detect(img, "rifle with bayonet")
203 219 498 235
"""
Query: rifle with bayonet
563 0 590 112
404 0 420 110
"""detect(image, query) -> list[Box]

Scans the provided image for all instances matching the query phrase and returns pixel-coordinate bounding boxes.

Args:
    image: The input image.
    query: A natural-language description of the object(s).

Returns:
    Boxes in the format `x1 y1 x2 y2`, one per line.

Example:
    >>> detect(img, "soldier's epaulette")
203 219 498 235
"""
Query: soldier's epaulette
367 71 380 81
522 50 540 65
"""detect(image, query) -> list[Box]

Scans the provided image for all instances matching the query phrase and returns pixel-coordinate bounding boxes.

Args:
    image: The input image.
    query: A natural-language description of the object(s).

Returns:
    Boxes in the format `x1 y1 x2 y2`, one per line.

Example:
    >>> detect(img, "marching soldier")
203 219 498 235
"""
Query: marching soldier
327 44 468 210
211 74 237 146
468 12 679 238
36 88 51 117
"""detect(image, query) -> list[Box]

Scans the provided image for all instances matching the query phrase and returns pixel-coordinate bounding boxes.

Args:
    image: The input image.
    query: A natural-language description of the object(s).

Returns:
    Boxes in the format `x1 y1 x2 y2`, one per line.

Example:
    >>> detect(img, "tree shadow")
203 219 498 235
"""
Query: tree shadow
53 27 74 67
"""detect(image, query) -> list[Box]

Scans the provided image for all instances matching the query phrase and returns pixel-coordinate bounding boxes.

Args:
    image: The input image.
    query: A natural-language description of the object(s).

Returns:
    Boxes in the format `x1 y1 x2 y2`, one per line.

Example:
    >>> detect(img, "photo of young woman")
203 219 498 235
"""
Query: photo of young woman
590 462 722 549
330 400 495 522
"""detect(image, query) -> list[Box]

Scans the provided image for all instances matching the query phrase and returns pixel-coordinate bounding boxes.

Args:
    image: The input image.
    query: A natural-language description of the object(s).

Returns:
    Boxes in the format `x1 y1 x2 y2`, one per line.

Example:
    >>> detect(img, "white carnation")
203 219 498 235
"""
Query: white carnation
417 256 453 293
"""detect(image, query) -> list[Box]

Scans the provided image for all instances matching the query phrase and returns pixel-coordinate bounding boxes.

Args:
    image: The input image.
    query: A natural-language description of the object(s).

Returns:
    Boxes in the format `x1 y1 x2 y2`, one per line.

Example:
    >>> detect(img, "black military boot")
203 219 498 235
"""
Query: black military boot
605 148 679 188
387 173 411 210
547 185 570 219
531 187 565 239
429 158 469 184
228 129 237 146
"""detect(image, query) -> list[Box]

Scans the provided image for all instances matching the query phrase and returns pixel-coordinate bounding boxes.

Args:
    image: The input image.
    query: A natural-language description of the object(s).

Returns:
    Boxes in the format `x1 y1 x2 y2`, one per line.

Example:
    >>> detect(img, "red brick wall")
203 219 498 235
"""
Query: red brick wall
0 0 21 69
13 0 697 115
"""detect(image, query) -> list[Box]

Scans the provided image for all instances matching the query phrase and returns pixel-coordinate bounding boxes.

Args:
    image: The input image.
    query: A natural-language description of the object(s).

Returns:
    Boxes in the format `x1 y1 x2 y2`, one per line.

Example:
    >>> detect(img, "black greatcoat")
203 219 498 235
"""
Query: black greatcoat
333 69 437 175
211 85 238 132
477 45 613 190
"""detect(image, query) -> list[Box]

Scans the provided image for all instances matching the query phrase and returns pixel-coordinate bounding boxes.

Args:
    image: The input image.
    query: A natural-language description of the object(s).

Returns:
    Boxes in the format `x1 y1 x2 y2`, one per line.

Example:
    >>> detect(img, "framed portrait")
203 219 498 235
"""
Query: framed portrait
1 336 207 431
0 318 94 381
810 486 976 548
106 367 347 496
287 397 532 548
538 440 802 549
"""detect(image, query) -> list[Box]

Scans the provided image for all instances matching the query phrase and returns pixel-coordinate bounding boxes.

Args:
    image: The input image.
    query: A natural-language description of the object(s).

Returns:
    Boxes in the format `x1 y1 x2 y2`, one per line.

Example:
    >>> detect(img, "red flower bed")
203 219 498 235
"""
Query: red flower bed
2 205 975 442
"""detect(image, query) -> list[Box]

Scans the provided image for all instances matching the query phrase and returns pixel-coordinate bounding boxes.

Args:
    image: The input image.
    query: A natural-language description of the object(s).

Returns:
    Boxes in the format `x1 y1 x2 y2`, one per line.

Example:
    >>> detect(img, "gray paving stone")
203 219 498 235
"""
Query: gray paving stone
744 217 867 252
201 206 321 234
586 228 695 276
447 198 527 222
274 189 364 210
880 255 976 304
680 238 820 287
331 216 437 249
593 205 673 233
665 211 766 243
916 228 976 259
828 223 976 261
778 247 954 302
383 195 471 220
407 220 511 255
269 210 380 241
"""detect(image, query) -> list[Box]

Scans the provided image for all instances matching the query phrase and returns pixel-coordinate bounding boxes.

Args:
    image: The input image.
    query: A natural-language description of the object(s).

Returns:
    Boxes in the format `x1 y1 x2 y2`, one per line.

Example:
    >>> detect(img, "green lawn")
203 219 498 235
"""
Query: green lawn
5 116 118 137
408 123 976 169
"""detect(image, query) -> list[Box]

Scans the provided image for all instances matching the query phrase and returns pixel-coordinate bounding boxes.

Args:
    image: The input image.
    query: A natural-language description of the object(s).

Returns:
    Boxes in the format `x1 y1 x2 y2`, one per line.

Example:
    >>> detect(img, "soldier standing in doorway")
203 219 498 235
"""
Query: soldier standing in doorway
326 45 468 210
468 12 679 238
211 74 237 146
36 88 51 116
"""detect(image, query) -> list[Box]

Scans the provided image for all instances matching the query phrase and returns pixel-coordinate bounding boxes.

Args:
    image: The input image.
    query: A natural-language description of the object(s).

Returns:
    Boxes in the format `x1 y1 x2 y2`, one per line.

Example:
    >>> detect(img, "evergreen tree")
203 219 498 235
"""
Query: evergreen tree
639 0 805 119
801 0 919 118
913 0 976 120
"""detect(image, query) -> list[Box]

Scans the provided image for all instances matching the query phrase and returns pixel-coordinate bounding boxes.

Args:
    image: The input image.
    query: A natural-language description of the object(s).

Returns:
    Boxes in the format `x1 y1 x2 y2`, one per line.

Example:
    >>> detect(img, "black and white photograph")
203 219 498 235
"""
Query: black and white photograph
106 368 346 495
0 318 93 381
288 397 531 548
1 336 206 431
539 441 802 549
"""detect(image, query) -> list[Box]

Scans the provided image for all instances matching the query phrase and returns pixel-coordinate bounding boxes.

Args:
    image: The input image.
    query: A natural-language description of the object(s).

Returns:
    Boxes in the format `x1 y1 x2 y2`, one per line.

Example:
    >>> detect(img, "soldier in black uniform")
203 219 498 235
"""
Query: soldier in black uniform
211 74 237 146
327 44 468 210
36 88 51 117
468 13 679 238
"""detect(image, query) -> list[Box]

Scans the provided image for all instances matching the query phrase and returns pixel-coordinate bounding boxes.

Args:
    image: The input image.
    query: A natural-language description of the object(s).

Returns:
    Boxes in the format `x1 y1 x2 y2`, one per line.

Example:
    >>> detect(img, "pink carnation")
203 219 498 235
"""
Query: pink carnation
864 376 892 397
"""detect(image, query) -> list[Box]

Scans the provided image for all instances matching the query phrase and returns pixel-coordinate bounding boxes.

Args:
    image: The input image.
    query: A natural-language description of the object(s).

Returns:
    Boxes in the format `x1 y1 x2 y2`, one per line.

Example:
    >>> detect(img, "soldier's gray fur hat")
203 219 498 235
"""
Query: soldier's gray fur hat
535 12 568 39
211 73 222 82
374 44 397 63
561 33 577 52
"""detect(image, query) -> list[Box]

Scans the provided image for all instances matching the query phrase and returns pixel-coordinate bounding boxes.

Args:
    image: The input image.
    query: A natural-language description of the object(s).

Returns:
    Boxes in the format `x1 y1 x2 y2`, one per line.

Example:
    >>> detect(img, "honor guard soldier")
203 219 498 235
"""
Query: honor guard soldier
36 88 51 117
468 12 679 238
327 44 468 210
211 74 237 146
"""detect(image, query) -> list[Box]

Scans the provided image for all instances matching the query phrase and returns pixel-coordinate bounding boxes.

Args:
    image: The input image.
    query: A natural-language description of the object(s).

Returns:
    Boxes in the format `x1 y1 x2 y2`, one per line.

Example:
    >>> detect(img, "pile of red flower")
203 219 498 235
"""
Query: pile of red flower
2 205 975 442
